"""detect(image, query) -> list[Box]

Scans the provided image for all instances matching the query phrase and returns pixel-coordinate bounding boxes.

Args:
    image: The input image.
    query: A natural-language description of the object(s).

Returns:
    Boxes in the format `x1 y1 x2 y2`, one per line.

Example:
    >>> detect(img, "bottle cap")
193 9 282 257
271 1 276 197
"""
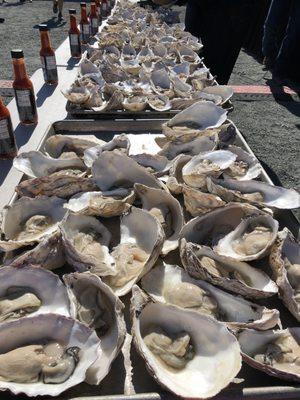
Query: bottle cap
38 24 49 31
11 49 24 59
69 9 77 14
80 2 87 6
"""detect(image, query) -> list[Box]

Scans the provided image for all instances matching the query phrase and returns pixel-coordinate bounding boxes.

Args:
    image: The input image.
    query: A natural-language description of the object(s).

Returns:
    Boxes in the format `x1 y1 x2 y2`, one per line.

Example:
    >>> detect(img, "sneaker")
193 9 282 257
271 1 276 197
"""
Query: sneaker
262 56 274 71
58 12 64 21
0 18 5 23
53 1 58 13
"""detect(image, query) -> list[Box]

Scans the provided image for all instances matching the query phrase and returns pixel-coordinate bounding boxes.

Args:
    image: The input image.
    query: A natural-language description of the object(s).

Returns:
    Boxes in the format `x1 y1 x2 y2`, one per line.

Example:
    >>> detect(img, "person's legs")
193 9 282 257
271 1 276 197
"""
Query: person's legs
53 0 58 14
57 0 63 20
262 0 292 67
274 0 300 82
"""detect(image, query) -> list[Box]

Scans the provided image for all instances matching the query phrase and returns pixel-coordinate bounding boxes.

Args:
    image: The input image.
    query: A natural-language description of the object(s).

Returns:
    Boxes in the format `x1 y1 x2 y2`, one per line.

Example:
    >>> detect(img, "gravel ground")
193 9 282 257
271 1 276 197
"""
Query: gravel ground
0 2 299 214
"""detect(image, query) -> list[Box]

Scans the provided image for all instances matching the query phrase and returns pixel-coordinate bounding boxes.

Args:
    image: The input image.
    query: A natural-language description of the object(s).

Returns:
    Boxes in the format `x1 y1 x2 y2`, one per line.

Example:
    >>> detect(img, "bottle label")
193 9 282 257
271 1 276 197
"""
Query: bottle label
15 89 37 123
83 24 90 34
91 18 98 28
41 56 58 83
0 118 17 156
69 34 81 56
102 3 107 11
70 33 80 45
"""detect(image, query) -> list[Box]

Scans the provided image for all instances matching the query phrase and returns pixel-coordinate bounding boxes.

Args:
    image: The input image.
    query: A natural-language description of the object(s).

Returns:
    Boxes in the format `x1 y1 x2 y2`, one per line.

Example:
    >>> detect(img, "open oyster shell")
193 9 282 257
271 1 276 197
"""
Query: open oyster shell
65 190 135 218
238 328 300 382
63 272 126 385
269 228 300 321
0 196 67 251
207 177 300 209
92 150 165 193
134 183 184 255
215 213 279 261
44 135 103 158
182 185 226 216
201 85 234 104
180 242 278 298
0 314 100 396
141 262 280 330
13 151 86 178
0 266 70 322
131 285 241 399
222 145 262 181
60 212 115 277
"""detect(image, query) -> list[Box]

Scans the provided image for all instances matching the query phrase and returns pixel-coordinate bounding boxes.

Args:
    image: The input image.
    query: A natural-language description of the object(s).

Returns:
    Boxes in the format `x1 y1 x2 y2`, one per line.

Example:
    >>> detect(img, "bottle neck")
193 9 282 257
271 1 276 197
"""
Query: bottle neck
69 14 78 31
91 4 97 16
40 31 52 52
80 6 88 22
12 58 28 82
95 0 100 7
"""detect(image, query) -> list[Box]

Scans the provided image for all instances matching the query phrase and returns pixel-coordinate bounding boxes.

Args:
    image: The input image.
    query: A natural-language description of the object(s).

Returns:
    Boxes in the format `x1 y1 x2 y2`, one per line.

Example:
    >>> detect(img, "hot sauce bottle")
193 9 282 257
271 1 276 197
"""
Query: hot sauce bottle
0 97 17 159
101 0 108 18
11 50 38 125
90 2 99 36
68 9 82 58
39 24 58 85
95 0 102 24
80 3 90 44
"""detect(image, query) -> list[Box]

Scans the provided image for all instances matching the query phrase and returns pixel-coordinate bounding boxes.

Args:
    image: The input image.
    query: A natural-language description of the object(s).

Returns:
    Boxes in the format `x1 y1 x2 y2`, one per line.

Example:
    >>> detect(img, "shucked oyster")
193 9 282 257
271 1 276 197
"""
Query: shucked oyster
141 262 280 330
182 185 226 217
0 196 67 251
0 314 100 396
131 285 241 398
180 242 278 299
0 266 70 322
134 184 184 255
60 212 115 277
270 229 300 321
238 328 300 382
222 145 262 181
63 272 126 385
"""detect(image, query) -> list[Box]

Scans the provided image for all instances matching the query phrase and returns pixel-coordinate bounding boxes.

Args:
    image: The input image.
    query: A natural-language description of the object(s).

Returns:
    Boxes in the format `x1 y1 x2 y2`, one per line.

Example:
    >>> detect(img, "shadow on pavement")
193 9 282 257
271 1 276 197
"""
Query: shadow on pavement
259 159 283 187
0 159 13 185
33 17 66 29
266 78 300 118
1 2 25 7
36 83 56 107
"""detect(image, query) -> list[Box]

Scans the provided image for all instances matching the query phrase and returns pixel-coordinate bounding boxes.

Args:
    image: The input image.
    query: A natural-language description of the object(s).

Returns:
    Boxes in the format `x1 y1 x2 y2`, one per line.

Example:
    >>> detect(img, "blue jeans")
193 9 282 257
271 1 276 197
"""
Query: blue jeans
263 0 300 80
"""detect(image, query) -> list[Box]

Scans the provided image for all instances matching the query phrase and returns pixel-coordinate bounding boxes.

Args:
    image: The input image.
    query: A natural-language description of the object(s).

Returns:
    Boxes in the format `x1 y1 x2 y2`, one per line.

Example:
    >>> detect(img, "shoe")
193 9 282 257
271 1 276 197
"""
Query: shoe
53 1 58 13
262 56 274 71
58 12 64 21
0 18 4 23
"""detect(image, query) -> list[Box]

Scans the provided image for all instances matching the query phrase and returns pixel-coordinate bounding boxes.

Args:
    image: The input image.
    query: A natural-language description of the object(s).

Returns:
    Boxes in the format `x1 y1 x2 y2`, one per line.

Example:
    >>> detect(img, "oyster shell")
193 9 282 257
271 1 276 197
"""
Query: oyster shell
104 207 164 296
269 228 300 321
134 184 184 255
131 285 241 399
62 85 90 104
147 94 171 111
166 154 192 194
131 153 169 175
201 85 234 104
141 262 280 330
123 95 148 112
182 185 226 216
63 272 126 384
0 314 100 396
60 212 115 277
16 172 98 199
0 196 67 251
92 150 165 193
180 242 278 298
215 214 279 261
0 266 70 322
238 328 300 382
182 150 237 189
65 190 135 218
207 177 300 209
44 135 103 158
13 151 85 178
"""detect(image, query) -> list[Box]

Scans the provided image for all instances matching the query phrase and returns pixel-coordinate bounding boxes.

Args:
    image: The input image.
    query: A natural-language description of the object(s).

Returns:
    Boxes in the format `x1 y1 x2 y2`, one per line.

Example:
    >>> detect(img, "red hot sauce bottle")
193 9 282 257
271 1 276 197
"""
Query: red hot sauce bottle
80 3 90 44
11 49 38 125
95 0 102 24
39 24 58 85
68 9 82 58
0 97 17 159
90 2 99 36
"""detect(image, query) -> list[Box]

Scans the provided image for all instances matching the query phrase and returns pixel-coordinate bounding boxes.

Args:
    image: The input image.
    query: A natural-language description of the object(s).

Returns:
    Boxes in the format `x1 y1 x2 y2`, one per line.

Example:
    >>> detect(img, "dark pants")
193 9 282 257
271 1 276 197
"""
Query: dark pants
263 0 300 81
185 0 254 84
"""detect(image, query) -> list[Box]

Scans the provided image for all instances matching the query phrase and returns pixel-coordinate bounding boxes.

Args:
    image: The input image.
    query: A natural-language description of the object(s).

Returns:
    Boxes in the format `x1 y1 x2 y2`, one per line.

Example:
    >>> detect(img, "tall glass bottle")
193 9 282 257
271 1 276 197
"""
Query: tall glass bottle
0 97 17 159
39 24 58 85
90 2 99 36
101 0 108 18
68 9 81 58
95 0 102 24
11 50 38 125
80 2 90 44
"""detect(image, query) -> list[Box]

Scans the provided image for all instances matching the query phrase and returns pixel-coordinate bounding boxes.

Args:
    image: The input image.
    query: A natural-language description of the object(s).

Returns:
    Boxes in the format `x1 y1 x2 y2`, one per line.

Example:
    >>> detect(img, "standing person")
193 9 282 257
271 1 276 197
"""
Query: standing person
152 0 255 84
53 0 64 22
262 0 300 83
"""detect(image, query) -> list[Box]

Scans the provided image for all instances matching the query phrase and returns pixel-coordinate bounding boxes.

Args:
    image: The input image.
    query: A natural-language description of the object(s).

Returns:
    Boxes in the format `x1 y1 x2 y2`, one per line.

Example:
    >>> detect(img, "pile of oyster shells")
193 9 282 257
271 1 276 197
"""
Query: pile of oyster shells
64 0 233 112
0 100 299 398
